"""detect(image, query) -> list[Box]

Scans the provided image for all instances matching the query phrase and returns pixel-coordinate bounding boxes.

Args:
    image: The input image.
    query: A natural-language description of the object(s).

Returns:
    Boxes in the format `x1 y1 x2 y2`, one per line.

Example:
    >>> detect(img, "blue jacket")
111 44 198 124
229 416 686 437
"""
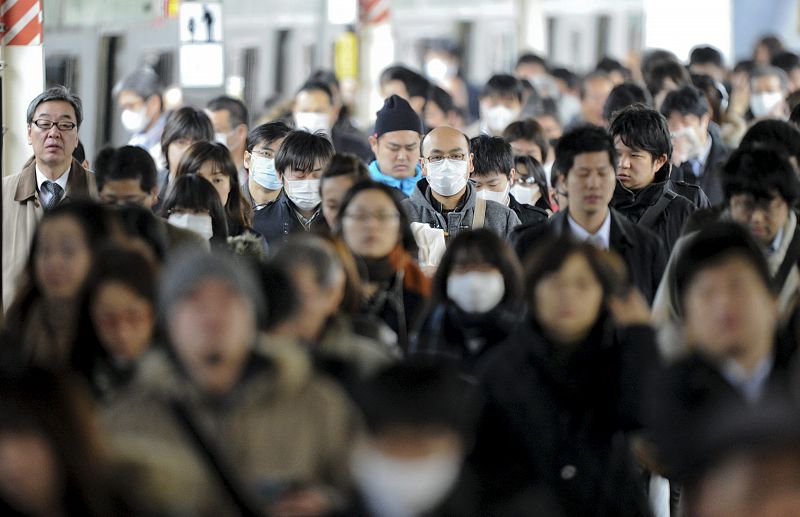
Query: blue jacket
368 160 422 197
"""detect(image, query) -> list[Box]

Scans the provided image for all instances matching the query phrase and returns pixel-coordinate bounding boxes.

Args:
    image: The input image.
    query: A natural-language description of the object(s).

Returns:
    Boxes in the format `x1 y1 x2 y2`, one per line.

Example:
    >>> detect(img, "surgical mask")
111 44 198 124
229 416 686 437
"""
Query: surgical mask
351 443 461 517
167 213 214 241
671 126 704 163
426 158 468 197
510 183 541 206
447 271 505 314
425 58 456 82
121 106 148 133
476 184 510 206
294 112 331 135
250 155 282 190
750 92 784 118
483 105 518 134
284 178 321 211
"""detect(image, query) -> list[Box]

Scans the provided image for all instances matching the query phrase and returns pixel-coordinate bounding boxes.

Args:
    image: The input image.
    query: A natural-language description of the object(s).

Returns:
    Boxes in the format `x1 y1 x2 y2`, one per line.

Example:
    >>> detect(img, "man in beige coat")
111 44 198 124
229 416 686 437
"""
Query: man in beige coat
2 86 97 310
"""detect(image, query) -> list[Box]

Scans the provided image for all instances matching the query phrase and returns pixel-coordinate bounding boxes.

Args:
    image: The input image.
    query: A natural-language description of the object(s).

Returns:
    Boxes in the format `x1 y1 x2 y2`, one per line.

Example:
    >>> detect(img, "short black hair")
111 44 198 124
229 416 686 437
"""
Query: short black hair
595 56 631 80
554 125 617 179
72 140 86 163
159 174 229 245
321 152 370 183
660 85 710 119
469 135 513 178
772 51 800 74
502 118 550 159
296 80 334 105
603 82 653 122
258 261 299 332
354 360 476 437
26 85 83 127
160 107 215 170
609 103 672 170
245 121 292 153
275 129 335 176
427 85 455 114
514 154 551 205
645 59 691 96
515 52 548 70
94 145 157 193
551 67 580 90
739 119 800 163
481 74 524 103
675 221 774 308
207 95 249 128
690 46 724 67
379 65 430 99
721 146 799 205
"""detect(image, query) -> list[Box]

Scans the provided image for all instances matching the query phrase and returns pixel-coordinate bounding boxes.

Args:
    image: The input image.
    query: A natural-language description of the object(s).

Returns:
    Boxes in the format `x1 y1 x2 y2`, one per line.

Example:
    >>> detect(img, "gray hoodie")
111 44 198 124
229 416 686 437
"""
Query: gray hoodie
401 179 521 239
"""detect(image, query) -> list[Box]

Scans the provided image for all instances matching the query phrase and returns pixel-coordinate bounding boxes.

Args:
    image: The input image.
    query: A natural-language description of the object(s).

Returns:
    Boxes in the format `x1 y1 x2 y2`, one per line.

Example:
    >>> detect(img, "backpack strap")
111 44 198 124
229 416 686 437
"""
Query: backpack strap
473 197 487 229
773 225 800 292
638 190 677 229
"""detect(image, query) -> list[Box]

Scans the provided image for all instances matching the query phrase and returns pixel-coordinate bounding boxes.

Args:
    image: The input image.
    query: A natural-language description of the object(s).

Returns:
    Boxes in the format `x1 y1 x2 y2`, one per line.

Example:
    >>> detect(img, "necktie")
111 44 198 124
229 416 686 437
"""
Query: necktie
41 181 64 211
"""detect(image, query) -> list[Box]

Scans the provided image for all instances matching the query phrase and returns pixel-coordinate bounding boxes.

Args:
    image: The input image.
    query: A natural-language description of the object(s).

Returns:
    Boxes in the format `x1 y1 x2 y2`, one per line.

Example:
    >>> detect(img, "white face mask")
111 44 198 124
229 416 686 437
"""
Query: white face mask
476 184 510 206
426 158 468 197
121 106 148 133
425 58 456 82
671 126 704 163
294 112 331 135
510 183 541 206
284 178 321 211
351 443 461 517
447 270 505 314
483 105 518 134
250 155 282 190
750 91 784 118
168 213 214 241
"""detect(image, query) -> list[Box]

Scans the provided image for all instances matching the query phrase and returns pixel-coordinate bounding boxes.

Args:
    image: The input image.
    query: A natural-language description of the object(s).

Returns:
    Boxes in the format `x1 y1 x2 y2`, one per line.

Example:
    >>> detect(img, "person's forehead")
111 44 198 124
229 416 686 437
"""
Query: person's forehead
207 108 231 127
102 178 147 193
613 135 639 151
381 130 420 145
668 112 700 125
34 100 76 119
118 90 146 103
296 89 331 107
573 150 612 166
423 130 468 152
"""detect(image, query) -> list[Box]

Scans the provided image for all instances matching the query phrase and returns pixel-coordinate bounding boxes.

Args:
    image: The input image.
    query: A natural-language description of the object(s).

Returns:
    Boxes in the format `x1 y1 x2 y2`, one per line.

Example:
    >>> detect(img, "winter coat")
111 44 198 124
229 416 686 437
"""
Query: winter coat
101 339 357 516
470 318 658 516
401 179 521 240
509 194 550 226
252 189 329 249
669 122 729 206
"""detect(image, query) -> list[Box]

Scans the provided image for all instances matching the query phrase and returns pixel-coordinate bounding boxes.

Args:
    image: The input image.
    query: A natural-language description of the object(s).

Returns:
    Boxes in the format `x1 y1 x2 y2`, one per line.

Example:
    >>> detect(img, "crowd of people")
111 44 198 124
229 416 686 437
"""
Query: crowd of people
4 34 800 516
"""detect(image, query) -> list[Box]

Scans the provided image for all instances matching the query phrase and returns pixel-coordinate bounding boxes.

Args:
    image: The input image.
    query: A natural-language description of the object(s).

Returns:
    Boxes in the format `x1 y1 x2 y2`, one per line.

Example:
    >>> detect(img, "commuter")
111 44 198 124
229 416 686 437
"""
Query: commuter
647 222 797 481
308 69 364 141
645 58 692 109
567 71 614 128
3 201 115 369
610 104 700 251
422 41 480 121
252 130 334 246
403 126 521 242
737 118 800 171
411 229 525 376
113 204 169 263
595 56 632 85
465 74 524 137
469 135 549 224
513 154 554 212
174 141 255 237
320 153 371 231
688 45 726 83
772 50 800 93
368 94 424 197
292 80 373 162
0 370 138 516
379 65 430 118
271 235 395 389
346 361 482 516
114 67 167 165
661 85 730 205
749 66 790 120
424 85 460 130
157 106 214 204
3 86 97 310
101 250 356 515
206 95 249 185
159 174 229 248
94 145 206 252
244 121 292 208
71 247 158 403
602 82 653 125
502 118 551 167
754 34 785 66
337 181 430 353
471 238 657 516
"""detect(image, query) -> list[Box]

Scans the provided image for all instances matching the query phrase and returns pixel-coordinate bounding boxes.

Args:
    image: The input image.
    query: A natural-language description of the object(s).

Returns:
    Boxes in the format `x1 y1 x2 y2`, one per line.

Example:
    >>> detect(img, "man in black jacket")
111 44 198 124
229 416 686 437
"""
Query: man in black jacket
510 125 667 303
252 130 333 247
469 135 549 225
610 104 700 251
661 85 729 205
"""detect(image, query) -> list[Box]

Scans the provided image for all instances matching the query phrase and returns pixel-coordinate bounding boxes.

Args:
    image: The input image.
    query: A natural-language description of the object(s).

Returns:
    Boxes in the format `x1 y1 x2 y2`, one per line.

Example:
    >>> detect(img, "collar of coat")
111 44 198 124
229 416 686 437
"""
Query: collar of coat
410 177 475 213
15 156 91 203
549 207 635 249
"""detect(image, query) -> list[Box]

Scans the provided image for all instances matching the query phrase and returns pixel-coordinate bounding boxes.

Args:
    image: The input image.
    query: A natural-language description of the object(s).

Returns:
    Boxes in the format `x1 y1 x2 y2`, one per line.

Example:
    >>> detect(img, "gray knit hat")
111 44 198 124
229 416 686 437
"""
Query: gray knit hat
159 249 266 323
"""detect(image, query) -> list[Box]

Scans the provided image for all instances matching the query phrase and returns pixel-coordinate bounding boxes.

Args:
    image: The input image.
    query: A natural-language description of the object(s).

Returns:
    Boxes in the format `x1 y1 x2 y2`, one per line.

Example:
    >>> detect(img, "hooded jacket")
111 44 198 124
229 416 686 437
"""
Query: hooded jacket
401 179 521 239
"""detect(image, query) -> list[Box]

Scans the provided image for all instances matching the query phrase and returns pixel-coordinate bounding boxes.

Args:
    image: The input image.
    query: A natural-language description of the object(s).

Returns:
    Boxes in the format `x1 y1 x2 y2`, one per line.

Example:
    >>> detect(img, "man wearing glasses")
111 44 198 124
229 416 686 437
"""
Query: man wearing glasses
402 125 520 241
2 86 97 309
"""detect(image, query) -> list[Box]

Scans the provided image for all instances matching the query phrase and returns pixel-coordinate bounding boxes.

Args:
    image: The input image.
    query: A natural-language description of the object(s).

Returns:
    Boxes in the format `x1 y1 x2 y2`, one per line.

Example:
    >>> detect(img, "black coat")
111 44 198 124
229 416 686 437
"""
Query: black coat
251 189 329 248
509 209 668 303
611 169 696 252
360 271 427 354
470 318 658 516
669 122 729 206
509 194 550 226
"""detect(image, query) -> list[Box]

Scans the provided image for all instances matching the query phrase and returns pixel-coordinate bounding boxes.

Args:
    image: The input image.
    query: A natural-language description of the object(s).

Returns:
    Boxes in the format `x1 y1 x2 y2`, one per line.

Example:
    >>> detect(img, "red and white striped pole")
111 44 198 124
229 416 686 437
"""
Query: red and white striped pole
1 0 43 46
